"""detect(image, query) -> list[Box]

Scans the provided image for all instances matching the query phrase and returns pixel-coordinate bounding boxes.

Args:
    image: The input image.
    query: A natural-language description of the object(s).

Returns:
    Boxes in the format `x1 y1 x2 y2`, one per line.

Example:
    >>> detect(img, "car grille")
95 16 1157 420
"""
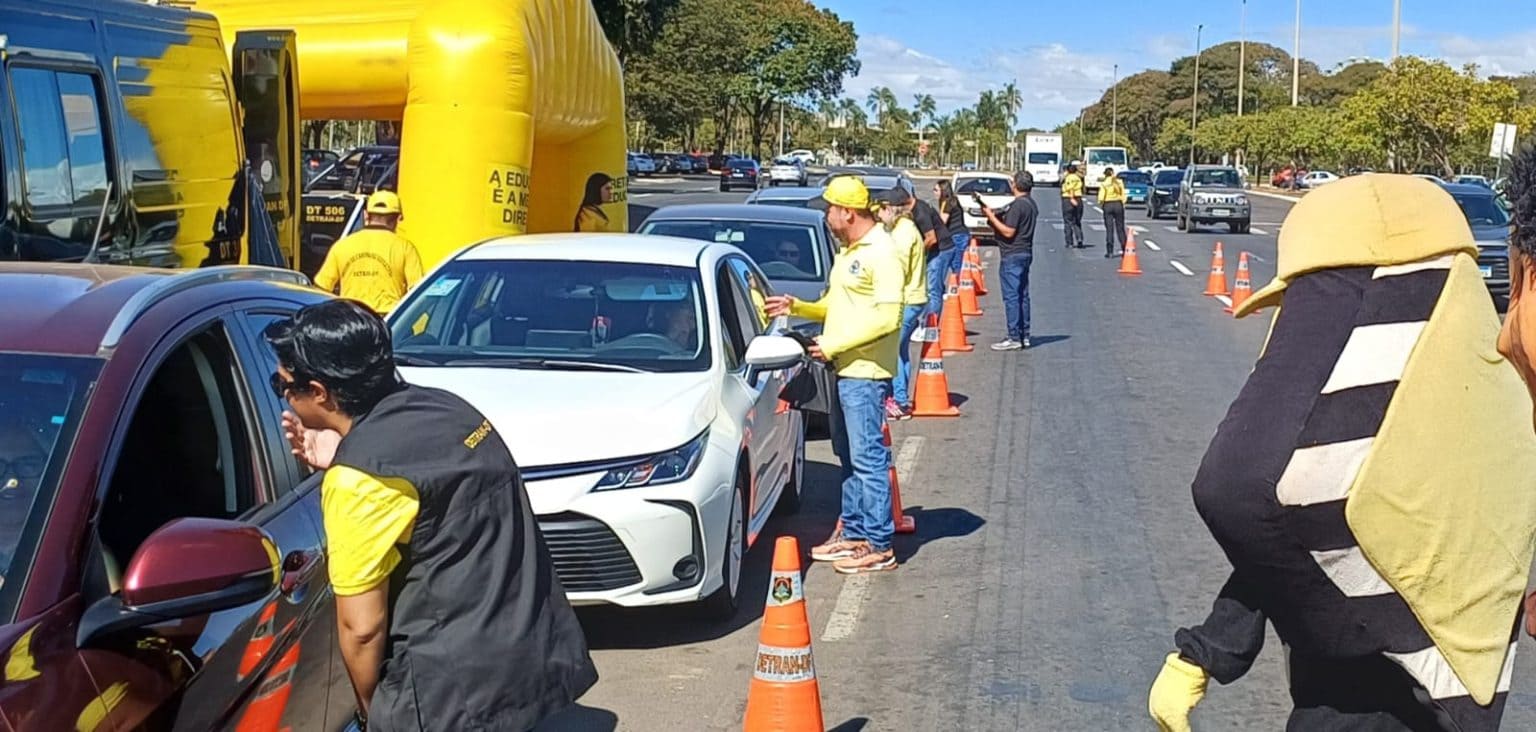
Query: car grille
1478 252 1510 281
1196 194 1244 205
538 512 643 592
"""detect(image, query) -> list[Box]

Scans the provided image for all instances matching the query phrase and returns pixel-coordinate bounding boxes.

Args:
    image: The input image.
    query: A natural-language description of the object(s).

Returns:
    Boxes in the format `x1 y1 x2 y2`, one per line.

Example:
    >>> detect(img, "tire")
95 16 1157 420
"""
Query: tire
700 469 748 620
719 185 729 193
774 415 806 516
1177 212 1188 232
1232 220 1250 234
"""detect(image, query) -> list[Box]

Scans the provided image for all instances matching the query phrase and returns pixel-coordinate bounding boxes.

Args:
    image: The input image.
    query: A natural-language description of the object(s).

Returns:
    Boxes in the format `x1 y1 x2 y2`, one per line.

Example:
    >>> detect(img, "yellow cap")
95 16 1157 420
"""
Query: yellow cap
1235 174 1478 317
814 176 872 211
366 190 403 216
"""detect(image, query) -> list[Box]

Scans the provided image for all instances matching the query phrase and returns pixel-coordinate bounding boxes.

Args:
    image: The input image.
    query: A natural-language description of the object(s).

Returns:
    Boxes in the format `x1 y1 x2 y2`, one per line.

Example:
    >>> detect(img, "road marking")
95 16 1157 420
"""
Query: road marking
1142 239 1161 251
1170 260 1195 276
1251 227 1269 235
1215 295 1234 307
1164 226 1180 233
1089 224 1105 231
1052 223 1065 230
632 193 654 198
1248 253 1267 263
822 436 924 643
1130 225 1149 233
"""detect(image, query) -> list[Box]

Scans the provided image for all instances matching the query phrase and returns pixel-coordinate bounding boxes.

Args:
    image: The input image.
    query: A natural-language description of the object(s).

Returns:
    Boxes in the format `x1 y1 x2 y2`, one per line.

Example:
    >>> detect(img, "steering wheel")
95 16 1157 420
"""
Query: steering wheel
603 332 685 352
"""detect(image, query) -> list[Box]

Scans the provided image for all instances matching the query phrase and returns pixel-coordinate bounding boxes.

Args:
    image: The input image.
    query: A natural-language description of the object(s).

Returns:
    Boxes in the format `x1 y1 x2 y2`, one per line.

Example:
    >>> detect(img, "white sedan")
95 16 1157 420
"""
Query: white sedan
767 157 809 186
1300 170 1340 188
386 234 808 618
953 172 1015 239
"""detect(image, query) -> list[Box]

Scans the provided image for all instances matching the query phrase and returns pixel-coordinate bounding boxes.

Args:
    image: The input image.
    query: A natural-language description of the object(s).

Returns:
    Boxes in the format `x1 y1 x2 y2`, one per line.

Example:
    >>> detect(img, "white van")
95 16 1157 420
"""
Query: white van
1024 134 1063 186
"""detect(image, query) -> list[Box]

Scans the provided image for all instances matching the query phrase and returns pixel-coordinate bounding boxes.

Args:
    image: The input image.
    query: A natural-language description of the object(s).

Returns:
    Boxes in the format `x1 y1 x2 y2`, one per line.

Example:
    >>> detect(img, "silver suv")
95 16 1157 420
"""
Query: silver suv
1177 165 1251 234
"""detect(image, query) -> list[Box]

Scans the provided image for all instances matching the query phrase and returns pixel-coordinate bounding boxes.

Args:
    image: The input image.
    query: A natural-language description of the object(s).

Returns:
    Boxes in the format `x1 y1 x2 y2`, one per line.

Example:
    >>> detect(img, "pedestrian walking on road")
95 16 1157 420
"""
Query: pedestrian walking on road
267 301 597 731
1099 167 1128 258
979 172 1038 351
313 190 424 315
764 176 904 574
930 180 970 320
875 187 927 420
1061 163 1086 249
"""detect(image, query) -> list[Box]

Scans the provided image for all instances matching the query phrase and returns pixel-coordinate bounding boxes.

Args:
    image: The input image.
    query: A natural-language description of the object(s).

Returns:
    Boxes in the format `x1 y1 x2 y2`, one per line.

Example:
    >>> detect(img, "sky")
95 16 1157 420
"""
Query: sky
816 0 1536 130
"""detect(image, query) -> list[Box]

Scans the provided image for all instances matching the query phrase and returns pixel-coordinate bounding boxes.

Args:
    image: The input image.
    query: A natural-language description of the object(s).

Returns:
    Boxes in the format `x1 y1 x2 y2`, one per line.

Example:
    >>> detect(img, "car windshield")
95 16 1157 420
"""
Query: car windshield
305 148 398 193
729 160 756 171
1087 149 1128 165
955 177 1011 195
391 260 711 372
641 219 825 282
1453 193 1510 227
752 193 818 208
1190 169 1241 187
0 354 97 598
773 158 798 166
1153 170 1185 186
1118 171 1150 185
1027 152 1059 165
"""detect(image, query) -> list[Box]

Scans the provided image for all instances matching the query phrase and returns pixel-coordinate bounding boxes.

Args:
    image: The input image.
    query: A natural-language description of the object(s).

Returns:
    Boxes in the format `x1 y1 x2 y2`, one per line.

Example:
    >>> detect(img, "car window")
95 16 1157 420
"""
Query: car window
1118 171 1150 185
639 219 825 282
1189 169 1241 187
1086 149 1128 166
1153 171 1184 186
0 354 99 608
237 311 310 490
1026 152 1058 165
714 264 752 369
98 325 263 584
726 256 773 333
391 259 712 373
1453 194 1510 227
11 67 113 211
955 177 1011 195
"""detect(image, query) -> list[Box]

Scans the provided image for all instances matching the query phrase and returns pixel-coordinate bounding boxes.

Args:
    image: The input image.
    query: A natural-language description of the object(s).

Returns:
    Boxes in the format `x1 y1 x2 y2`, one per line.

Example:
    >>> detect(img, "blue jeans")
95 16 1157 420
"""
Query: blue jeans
829 378 894 552
999 250 1033 341
923 234 972 321
893 304 925 407
948 234 969 279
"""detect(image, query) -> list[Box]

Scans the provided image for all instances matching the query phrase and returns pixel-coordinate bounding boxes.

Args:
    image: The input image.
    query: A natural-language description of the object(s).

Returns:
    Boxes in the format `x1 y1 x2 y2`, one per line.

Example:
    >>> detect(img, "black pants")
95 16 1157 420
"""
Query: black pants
1102 201 1126 255
1062 200 1083 248
1285 653 1478 731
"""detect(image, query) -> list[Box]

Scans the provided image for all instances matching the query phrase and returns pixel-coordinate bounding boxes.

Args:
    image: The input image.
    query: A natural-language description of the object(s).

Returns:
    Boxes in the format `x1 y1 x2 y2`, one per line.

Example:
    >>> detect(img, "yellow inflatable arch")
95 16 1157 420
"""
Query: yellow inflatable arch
193 0 628 266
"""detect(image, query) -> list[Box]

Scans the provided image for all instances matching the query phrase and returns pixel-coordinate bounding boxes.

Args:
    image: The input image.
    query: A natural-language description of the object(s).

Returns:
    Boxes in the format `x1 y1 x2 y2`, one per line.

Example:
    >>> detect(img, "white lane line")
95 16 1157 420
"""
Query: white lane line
1130 225 1149 233
1251 227 1270 235
1164 225 1180 233
822 436 924 643
1248 253 1267 263
1142 239 1162 251
632 193 654 198
1089 224 1105 231
1170 260 1195 276
1215 295 1234 307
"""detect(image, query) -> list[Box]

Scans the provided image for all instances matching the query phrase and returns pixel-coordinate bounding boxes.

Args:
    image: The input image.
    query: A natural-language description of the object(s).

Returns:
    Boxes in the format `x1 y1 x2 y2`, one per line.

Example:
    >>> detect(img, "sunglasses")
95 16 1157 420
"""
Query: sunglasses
269 371 312 400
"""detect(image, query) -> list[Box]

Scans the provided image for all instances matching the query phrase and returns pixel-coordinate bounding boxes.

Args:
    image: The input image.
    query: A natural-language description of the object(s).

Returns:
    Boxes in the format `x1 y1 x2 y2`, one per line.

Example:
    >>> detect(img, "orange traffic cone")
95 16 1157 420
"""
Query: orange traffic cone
880 423 917 533
958 268 984 317
1203 242 1229 296
1117 227 1143 276
911 313 960 418
966 241 988 295
744 537 824 732
1225 252 1253 314
938 278 973 354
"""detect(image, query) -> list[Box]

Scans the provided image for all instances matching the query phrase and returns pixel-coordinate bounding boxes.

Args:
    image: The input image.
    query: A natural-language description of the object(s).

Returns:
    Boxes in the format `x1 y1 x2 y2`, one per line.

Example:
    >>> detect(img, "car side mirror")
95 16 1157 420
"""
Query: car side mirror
744 334 806 378
78 518 280 648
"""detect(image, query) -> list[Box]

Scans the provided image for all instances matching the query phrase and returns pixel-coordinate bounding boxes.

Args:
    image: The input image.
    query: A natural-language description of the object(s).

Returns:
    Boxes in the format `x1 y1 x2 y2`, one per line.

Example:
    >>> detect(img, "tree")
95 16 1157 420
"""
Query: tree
913 94 936 128
1343 57 1517 176
999 82 1023 133
592 0 683 64
734 0 859 159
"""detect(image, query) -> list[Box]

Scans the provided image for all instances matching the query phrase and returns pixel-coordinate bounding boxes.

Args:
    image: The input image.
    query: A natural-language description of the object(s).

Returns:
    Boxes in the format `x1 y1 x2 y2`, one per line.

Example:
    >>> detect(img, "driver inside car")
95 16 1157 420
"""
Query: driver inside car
646 300 698 352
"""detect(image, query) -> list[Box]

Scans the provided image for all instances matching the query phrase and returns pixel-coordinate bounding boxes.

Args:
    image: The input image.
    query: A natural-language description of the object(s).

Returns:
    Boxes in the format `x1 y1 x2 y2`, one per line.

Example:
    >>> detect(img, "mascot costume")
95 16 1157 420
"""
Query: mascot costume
1149 174 1536 731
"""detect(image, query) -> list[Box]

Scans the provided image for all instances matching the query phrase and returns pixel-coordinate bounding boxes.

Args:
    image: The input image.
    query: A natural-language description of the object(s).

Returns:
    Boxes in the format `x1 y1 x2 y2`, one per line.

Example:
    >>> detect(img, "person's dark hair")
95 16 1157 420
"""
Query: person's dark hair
935 179 960 213
1066 163 1078 173
1012 171 1034 193
264 300 402 415
574 172 614 231
1508 141 1536 259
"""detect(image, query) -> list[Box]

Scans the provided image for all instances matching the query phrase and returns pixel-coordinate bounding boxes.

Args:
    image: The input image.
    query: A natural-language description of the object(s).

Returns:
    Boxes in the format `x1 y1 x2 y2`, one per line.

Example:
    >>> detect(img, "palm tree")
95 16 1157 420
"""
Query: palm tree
865 86 899 130
999 82 1023 133
914 94 937 127
839 97 868 129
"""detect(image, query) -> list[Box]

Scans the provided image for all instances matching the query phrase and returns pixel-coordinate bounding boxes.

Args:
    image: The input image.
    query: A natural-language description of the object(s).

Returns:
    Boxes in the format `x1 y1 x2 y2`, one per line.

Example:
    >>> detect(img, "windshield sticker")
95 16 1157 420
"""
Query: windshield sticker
423 278 462 297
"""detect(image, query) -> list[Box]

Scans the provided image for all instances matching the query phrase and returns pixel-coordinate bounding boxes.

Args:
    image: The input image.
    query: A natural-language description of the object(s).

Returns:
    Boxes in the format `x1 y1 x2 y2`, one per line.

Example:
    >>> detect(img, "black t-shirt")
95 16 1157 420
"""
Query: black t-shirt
936 195 969 244
995 194 1038 255
910 199 946 259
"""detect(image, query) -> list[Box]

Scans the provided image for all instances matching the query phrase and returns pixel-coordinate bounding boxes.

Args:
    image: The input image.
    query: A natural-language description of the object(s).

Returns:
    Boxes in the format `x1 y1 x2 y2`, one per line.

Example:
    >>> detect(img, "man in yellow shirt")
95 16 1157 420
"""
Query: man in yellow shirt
764 176 904 574
314 191 424 314
1061 163 1086 249
874 187 927 420
1099 167 1129 258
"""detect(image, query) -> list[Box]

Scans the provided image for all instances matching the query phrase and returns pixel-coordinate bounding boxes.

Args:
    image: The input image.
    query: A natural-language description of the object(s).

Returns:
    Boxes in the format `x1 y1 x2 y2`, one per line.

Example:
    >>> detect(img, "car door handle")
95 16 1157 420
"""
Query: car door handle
280 549 321 595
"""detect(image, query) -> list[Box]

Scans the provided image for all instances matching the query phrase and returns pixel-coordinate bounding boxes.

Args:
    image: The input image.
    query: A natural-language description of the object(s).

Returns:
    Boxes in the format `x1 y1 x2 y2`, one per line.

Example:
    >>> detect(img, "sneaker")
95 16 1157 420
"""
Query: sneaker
894 404 913 421
1021 337 1032 349
833 544 897 574
910 328 925 343
884 398 905 420
811 533 862 562
1104 252 1113 259
990 338 1023 351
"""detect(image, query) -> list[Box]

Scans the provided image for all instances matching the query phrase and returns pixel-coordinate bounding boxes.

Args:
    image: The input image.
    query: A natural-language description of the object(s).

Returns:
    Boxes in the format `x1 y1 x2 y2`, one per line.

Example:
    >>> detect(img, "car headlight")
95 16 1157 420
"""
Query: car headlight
594 430 709 490
1234 195 1249 206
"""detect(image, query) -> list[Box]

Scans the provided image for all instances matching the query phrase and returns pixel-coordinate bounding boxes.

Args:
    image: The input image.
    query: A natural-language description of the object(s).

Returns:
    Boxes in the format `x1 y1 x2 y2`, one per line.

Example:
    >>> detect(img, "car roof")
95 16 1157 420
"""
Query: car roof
952 171 1010 180
748 187 825 200
458 233 731 267
1438 182 1495 196
642 203 826 224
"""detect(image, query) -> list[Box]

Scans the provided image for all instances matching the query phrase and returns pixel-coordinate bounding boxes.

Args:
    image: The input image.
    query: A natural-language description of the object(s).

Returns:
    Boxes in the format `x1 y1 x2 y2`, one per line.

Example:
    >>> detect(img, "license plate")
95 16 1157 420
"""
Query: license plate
1480 266 1494 277
1212 208 1231 217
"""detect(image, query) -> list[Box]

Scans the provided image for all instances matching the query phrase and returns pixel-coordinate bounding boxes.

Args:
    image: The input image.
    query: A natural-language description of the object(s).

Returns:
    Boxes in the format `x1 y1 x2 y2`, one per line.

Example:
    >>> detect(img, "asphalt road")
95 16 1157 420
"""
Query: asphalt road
545 174 1536 731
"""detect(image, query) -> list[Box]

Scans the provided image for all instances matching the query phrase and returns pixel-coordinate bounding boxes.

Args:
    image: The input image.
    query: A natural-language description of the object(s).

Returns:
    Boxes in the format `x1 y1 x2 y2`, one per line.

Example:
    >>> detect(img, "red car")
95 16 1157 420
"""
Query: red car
1271 166 1308 189
0 264 354 730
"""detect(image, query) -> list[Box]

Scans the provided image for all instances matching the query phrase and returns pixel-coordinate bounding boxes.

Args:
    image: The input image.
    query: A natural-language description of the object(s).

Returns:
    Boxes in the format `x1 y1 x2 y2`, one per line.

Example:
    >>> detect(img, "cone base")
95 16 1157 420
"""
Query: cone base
962 309 984 317
895 515 916 533
1118 271 1142 277
912 405 960 417
941 346 973 354
1203 288 1229 296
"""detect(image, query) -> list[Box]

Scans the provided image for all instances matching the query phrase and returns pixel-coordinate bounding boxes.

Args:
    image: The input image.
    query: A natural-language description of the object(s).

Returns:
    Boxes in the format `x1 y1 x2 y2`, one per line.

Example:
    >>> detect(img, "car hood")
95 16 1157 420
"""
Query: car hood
1472 224 1511 245
399 367 718 467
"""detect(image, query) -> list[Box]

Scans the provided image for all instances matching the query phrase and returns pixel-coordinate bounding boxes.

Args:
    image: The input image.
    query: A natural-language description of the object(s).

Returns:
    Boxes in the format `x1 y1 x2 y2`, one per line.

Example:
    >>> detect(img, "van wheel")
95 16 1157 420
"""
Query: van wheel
700 471 748 621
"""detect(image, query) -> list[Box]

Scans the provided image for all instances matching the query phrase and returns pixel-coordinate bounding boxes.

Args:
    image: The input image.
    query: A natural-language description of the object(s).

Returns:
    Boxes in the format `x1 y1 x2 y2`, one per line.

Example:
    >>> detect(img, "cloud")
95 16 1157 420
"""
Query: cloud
842 35 988 111
1432 31 1536 76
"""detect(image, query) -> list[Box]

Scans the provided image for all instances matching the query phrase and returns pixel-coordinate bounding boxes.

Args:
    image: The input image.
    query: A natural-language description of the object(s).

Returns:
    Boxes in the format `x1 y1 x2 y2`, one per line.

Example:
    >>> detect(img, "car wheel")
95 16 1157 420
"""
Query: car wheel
775 416 806 516
700 468 748 620
1177 212 1187 231
1233 220 1250 234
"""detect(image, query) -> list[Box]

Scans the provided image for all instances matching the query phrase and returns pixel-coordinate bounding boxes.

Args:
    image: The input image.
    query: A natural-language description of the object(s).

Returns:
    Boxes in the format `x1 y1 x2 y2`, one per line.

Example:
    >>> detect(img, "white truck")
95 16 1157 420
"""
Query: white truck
1024 133 1063 186
1082 146 1129 192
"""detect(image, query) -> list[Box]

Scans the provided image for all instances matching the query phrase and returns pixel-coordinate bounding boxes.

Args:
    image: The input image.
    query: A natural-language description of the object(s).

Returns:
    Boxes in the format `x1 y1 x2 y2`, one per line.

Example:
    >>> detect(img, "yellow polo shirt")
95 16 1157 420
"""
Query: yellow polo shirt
1061 173 1084 199
789 225 903 379
889 216 928 306
313 227 424 314
1099 176 1127 204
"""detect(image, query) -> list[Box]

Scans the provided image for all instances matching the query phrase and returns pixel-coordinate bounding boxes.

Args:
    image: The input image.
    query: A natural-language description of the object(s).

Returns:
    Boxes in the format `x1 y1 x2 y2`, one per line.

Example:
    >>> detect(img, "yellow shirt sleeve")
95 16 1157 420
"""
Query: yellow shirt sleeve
322 464 420 596
789 296 828 322
401 240 424 291
314 244 341 293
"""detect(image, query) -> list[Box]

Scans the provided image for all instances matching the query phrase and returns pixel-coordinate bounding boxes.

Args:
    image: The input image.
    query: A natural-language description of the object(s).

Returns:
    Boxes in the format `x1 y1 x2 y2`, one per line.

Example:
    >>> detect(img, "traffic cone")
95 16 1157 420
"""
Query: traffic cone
911 313 959 419
938 279 973 354
880 423 917 533
1225 252 1253 314
1117 227 1143 276
958 268 983 317
1203 242 1229 296
743 537 824 732
966 241 988 294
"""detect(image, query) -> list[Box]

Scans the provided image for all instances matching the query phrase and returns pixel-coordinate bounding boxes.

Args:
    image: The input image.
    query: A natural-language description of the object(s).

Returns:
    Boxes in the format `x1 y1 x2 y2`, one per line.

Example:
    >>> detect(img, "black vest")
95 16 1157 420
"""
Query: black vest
333 385 597 731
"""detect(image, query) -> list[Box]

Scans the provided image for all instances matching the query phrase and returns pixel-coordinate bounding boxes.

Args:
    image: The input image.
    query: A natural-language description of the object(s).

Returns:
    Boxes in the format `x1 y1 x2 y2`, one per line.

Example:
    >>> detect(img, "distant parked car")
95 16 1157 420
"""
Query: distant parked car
651 153 681 174
1455 175 1493 189
628 152 657 177
1118 170 1151 205
687 155 711 174
1437 181 1514 306
767 157 809 187
720 159 761 191
787 149 816 165
1271 166 1306 189
744 186 825 208
1300 170 1340 189
1146 168 1184 219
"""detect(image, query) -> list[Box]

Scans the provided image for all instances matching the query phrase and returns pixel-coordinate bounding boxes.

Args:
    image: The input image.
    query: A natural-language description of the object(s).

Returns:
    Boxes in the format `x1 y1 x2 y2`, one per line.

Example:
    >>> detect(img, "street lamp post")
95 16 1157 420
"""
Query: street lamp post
1291 0 1301 106
1237 0 1246 117
1191 24 1204 166
1111 63 1119 148
1391 0 1401 60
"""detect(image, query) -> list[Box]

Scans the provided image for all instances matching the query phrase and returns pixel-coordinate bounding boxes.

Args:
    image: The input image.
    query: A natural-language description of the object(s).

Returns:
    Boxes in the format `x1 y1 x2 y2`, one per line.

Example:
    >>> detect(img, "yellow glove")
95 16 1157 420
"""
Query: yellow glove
1149 652 1208 732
